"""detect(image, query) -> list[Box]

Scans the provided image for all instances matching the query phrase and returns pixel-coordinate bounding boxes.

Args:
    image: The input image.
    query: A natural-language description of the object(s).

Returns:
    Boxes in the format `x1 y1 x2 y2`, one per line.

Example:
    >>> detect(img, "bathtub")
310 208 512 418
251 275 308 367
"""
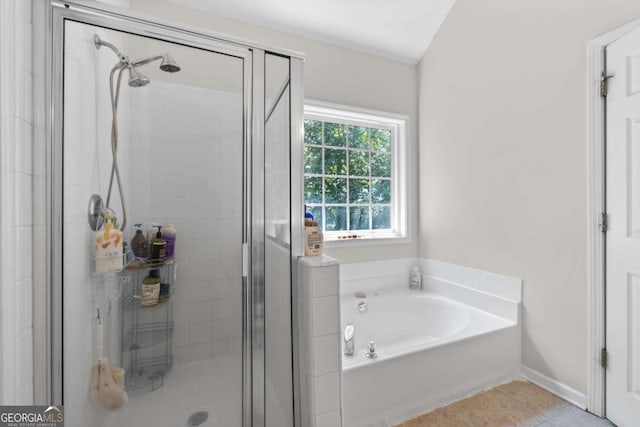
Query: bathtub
340 259 521 427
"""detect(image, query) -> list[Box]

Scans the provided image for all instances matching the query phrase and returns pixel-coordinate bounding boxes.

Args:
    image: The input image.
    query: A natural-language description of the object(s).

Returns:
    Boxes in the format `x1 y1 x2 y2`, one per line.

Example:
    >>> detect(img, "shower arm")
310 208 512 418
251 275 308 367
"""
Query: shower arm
93 35 128 63
130 55 165 68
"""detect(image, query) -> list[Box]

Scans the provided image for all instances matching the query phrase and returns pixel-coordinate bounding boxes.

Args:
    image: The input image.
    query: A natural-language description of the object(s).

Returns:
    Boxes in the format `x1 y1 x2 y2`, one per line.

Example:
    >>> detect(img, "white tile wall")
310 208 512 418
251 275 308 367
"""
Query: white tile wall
316 410 342 427
127 80 244 364
0 0 36 405
298 255 343 427
313 335 339 376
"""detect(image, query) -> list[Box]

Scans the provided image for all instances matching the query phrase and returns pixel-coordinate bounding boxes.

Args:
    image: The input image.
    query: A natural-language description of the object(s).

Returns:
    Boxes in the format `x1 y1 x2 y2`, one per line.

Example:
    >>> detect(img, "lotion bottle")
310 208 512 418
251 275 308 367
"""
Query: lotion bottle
95 211 123 273
304 217 323 256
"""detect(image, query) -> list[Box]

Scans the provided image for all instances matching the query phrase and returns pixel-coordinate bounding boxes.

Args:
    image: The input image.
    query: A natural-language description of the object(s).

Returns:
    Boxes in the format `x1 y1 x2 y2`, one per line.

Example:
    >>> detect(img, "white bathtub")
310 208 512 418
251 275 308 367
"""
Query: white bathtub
340 259 521 427
342 290 513 371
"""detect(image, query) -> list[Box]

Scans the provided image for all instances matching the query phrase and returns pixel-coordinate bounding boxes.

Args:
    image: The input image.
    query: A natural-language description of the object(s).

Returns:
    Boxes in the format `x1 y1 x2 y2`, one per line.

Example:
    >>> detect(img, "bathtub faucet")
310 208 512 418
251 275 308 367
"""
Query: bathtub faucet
365 341 377 359
344 324 355 356
410 267 422 290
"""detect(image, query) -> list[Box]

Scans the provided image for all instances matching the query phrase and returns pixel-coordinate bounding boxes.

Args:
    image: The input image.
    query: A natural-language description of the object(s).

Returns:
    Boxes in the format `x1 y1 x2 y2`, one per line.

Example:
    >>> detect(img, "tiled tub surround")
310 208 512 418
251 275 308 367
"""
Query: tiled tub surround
340 258 522 427
298 256 343 427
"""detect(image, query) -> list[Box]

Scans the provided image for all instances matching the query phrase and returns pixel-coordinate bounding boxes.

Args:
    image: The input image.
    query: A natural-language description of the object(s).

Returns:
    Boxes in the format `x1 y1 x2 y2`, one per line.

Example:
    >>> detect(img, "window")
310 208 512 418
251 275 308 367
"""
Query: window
304 102 407 242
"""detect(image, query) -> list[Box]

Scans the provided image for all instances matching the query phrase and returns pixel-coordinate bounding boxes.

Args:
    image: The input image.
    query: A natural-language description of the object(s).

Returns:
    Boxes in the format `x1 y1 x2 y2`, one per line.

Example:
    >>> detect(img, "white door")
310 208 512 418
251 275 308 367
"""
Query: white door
606 25 640 427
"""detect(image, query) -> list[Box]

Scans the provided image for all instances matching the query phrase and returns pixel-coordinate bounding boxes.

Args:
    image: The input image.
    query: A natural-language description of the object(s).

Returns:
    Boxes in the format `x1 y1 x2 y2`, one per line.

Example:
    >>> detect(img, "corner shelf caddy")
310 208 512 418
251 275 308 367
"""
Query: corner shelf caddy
120 257 177 393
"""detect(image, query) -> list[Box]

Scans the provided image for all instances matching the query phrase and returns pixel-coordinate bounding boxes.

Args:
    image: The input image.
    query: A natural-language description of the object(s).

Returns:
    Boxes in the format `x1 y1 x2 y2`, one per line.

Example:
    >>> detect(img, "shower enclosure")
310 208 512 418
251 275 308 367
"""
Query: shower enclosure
43 2 303 426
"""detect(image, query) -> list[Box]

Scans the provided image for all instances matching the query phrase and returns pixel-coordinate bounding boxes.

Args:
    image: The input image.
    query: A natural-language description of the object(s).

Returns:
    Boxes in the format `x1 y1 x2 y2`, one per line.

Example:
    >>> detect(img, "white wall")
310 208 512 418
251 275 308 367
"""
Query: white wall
125 0 420 264
0 0 35 405
418 0 640 394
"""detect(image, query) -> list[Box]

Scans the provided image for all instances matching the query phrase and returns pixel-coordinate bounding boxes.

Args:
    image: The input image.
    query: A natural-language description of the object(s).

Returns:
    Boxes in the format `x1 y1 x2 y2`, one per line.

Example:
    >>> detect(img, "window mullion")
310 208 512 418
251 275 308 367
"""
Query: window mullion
368 139 373 232
346 125 350 232
321 121 326 231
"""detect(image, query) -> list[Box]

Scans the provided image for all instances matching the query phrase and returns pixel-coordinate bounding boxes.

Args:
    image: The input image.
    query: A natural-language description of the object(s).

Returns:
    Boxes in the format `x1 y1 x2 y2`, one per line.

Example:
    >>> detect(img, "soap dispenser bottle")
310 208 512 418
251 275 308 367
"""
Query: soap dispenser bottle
149 225 167 261
95 210 123 273
410 267 422 290
130 224 148 259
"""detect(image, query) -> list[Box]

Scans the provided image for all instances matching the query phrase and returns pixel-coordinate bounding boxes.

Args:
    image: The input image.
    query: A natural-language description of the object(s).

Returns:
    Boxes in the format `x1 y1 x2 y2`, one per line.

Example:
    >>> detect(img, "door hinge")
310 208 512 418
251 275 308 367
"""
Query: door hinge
601 348 608 369
601 73 615 97
600 212 608 233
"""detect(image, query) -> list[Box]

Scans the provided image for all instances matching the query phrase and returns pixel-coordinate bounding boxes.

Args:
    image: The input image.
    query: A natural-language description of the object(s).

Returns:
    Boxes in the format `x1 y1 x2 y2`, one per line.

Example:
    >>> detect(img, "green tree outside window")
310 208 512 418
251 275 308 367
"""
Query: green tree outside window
304 119 392 234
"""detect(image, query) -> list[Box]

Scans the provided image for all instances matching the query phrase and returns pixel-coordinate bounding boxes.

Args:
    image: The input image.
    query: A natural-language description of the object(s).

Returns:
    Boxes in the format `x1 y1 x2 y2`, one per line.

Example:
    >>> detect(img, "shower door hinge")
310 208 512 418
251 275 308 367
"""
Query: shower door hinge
600 212 608 233
601 348 608 369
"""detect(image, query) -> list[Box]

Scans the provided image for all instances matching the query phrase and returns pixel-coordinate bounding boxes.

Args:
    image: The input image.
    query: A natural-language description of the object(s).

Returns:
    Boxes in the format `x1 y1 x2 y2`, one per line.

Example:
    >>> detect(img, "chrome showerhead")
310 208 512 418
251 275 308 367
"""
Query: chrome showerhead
128 67 150 87
159 53 180 73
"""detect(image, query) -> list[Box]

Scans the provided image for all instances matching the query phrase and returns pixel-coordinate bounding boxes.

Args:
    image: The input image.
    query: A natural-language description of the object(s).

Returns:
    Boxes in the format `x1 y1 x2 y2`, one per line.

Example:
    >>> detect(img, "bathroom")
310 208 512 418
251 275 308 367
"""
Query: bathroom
2 0 640 426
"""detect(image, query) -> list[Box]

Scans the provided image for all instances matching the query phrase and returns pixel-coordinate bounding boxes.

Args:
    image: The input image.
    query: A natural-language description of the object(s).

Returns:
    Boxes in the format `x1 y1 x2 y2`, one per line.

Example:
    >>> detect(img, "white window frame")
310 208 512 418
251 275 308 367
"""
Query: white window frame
304 100 408 244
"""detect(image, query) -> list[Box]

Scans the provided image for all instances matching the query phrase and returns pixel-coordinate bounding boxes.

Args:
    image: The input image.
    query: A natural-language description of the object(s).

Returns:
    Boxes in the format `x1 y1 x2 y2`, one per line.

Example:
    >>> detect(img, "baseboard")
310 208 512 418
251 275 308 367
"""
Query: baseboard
520 365 587 409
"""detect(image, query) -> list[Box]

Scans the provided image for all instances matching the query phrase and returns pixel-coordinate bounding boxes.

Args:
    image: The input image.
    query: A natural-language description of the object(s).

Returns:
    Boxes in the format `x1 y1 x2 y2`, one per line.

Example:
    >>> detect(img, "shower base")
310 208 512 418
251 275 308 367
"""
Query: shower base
107 355 241 427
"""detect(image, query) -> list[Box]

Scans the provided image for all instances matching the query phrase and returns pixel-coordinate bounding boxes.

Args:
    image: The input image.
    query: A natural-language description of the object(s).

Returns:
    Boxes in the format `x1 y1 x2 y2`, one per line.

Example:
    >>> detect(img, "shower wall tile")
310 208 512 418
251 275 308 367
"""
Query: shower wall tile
316 411 342 427
15 379 33 406
15 118 33 175
15 174 33 227
15 278 33 336
14 329 33 395
14 227 32 283
1 1 36 403
128 81 244 365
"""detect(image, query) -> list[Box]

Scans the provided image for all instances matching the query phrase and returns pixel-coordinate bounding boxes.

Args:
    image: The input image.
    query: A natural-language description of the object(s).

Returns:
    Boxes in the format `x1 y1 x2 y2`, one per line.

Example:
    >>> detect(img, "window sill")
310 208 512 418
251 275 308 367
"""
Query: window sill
323 234 410 248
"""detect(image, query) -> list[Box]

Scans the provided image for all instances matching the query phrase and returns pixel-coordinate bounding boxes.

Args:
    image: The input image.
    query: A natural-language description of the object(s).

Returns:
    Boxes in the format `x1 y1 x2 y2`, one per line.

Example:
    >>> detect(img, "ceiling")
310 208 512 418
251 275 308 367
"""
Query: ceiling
164 0 457 64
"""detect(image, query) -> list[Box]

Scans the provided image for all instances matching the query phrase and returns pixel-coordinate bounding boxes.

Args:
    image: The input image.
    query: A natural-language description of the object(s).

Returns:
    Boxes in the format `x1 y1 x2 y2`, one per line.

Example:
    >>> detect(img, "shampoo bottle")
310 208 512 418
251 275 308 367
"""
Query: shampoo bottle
95 211 123 273
146 223 159 257
149 226 167 261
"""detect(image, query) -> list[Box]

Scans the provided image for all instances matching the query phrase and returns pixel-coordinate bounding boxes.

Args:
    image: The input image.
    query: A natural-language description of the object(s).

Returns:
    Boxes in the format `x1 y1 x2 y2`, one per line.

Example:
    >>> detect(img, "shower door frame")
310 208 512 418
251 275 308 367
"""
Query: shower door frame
41 1 304 425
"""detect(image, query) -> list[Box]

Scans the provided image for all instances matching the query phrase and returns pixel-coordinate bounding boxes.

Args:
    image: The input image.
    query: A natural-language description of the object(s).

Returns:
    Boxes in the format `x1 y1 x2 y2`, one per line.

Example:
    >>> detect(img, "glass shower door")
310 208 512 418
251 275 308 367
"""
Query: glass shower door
264 52 294 427
59 19 247 427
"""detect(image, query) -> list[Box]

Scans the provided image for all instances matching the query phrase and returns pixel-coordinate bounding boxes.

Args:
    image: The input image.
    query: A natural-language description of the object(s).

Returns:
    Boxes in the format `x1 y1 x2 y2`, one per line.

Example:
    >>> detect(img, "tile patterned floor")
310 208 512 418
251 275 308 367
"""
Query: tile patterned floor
395 379 615 427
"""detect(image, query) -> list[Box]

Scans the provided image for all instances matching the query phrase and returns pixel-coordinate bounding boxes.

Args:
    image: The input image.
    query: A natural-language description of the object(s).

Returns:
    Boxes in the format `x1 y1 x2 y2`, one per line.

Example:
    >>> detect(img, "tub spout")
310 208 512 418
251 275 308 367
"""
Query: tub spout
344 324 355 356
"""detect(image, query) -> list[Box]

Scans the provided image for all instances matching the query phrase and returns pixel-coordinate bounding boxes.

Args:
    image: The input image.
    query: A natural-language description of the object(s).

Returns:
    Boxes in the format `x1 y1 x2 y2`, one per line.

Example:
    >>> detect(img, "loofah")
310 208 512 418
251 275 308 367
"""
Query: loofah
90 359 128 410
